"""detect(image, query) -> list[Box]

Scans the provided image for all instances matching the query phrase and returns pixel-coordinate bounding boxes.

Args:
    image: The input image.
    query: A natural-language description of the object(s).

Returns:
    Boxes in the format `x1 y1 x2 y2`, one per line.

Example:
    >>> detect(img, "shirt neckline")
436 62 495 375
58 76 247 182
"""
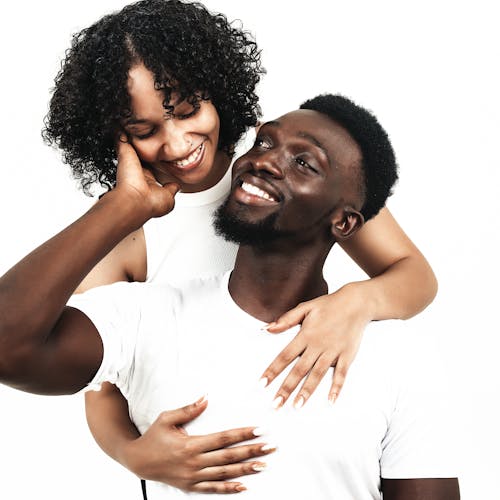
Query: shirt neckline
175 164 232 208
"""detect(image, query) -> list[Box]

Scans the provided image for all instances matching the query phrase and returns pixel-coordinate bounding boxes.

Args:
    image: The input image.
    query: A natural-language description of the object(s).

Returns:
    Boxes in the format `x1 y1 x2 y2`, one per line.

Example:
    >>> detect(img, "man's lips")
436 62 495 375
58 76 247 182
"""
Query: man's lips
233 173 282 205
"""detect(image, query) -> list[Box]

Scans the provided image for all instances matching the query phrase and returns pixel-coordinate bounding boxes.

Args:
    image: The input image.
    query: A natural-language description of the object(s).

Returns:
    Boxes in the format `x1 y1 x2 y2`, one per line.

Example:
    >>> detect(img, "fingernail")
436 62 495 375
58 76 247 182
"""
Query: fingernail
253 427 267 436
272 396 283 410
261 322 277 331
195 394 208 406
261 443 277 452
294 396 304 410
259 377 268 388
235 484 247 492
252 462 267 472
329 393 338 405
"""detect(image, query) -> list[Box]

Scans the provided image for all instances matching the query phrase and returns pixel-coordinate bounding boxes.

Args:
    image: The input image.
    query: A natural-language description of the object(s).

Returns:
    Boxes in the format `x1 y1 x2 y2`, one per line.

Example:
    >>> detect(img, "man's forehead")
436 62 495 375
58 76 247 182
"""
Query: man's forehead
265 109 361 164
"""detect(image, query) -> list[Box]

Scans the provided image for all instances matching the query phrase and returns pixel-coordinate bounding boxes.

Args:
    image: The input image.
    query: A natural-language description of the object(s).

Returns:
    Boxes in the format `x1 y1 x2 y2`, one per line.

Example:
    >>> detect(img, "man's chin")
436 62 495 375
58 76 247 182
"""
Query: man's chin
213 203 284 246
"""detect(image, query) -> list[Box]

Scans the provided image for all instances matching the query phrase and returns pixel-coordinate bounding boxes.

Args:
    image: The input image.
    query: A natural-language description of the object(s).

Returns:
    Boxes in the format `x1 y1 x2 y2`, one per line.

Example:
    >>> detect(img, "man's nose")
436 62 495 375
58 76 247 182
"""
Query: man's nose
252 150 284 178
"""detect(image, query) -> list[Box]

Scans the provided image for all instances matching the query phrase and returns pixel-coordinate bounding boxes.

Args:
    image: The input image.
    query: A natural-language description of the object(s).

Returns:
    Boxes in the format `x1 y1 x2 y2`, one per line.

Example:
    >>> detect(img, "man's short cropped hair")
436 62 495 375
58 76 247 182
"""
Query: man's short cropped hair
300 94 398 221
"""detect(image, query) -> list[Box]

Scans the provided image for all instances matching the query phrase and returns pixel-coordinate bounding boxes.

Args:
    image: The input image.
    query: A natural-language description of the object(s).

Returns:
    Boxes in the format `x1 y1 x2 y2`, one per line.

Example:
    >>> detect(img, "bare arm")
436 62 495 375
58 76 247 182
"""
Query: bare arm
338 207 437 320
75 227 147 293
260 206 438 408
0 141 177 394
382 478 460 500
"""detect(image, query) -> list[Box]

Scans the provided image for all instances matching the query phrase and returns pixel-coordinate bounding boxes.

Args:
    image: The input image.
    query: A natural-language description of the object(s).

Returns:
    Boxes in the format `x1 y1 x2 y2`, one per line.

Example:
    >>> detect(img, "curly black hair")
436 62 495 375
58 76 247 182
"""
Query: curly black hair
43 0 264 194
300 94 398 222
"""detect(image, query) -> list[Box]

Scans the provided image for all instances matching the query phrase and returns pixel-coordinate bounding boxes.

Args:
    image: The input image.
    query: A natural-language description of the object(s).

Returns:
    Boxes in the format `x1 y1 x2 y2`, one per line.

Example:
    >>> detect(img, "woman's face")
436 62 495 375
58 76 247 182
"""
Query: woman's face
123 64 228 192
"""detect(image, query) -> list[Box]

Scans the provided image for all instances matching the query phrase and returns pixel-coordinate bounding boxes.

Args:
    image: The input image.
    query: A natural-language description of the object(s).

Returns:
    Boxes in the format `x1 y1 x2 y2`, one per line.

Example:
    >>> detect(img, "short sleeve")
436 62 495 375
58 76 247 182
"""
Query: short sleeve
67 282 149 391
380 334 459 479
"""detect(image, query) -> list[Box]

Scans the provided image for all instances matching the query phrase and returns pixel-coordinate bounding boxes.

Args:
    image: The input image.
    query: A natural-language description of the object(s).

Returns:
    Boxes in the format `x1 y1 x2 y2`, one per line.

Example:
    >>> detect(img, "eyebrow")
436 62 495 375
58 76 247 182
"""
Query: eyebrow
260 120 331 166
297 131 330 163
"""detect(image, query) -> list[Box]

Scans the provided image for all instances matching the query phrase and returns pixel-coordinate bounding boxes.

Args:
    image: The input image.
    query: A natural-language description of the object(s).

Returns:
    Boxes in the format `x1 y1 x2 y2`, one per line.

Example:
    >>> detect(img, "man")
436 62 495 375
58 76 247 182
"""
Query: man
0 94 459 498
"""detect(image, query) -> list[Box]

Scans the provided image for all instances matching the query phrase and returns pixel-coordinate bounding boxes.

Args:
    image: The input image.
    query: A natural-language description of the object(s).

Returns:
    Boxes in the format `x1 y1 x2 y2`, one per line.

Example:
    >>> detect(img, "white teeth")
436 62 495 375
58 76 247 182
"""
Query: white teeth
241 181 276 201
173 143 203 167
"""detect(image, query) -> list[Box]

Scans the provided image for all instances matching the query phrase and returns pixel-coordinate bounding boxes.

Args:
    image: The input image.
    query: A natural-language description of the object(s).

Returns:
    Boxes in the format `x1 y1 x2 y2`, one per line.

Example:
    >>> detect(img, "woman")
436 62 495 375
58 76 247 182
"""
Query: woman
42 0 437 494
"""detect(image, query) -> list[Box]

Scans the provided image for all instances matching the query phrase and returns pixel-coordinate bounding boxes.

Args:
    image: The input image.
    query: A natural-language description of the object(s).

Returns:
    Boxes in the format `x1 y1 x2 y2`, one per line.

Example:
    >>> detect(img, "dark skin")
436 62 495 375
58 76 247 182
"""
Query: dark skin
0 110 459 499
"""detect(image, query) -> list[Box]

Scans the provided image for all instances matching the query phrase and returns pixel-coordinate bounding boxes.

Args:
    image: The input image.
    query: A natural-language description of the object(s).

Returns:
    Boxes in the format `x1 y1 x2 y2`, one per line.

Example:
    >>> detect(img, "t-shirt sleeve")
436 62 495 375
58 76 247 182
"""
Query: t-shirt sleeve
380 333 459 479
67 282 164 391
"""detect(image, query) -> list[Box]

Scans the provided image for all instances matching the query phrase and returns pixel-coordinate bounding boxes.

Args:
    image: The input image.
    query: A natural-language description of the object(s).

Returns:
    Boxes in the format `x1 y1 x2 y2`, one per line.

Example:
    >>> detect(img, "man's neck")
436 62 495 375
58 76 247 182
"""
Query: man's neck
228 240 333 323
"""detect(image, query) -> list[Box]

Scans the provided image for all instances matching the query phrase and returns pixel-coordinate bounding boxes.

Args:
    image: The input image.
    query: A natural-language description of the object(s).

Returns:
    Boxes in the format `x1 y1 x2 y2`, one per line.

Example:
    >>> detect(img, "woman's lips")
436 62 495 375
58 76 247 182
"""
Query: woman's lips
164 141 206 172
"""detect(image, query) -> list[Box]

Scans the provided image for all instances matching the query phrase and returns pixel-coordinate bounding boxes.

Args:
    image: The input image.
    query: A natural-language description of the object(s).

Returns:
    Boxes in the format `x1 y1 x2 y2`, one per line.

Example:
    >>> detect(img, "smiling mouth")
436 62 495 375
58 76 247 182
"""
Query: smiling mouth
240 181 277 202
168 142 205 170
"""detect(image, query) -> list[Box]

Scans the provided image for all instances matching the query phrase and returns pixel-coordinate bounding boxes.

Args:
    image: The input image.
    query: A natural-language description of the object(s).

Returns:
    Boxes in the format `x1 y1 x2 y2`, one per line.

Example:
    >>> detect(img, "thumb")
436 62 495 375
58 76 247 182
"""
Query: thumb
265 302 310 333
116 135 142 182
161 396 208 427
162 182 181 197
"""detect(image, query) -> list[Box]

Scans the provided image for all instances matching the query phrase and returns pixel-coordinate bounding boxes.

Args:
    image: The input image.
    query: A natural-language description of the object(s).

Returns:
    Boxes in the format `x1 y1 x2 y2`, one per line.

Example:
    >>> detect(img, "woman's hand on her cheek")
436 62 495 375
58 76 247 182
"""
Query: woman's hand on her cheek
114 136 180 220
121 396 276 494
260 283 371 408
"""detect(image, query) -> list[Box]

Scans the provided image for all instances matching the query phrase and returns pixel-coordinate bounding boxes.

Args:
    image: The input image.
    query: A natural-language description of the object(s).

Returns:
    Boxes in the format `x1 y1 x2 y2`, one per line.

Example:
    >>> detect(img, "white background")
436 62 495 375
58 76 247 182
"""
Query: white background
0 0 499 498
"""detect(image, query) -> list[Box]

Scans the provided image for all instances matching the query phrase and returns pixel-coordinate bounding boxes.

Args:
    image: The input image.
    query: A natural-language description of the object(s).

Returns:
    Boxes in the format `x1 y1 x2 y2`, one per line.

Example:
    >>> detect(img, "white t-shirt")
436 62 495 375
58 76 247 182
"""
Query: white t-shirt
142 131 256 286
69 273 457 500
143 166 237 286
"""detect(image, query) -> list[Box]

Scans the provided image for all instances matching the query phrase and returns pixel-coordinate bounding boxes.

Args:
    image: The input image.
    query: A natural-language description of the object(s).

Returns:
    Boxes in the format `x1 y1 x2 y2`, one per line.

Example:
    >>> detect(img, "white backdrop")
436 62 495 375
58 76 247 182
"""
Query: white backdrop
0 1 499 498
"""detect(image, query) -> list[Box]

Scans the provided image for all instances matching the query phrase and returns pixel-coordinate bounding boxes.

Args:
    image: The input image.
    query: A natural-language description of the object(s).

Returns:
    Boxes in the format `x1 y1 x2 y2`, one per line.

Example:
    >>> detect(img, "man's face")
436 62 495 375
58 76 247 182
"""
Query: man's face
215 109 363 245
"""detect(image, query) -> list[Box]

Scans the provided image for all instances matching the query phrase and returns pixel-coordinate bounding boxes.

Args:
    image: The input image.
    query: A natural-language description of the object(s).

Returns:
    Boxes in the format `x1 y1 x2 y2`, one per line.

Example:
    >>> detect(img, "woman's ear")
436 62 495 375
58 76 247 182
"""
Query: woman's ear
330 207 365 240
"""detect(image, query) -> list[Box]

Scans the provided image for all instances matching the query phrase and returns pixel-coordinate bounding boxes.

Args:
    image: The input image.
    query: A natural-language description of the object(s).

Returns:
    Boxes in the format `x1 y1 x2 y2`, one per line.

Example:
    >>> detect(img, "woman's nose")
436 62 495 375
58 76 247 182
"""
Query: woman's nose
159 121 193 161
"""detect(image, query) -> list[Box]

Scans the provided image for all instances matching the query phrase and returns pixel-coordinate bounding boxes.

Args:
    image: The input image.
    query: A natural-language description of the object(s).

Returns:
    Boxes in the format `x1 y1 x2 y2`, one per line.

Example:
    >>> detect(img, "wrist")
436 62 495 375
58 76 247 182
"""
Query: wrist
96 189 151 232
340 281 378 322
116 436 143 475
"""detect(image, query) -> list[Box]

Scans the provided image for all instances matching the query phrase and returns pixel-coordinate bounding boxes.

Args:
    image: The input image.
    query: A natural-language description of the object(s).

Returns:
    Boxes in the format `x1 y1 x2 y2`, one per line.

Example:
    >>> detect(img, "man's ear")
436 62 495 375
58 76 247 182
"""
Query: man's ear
330 206 365 241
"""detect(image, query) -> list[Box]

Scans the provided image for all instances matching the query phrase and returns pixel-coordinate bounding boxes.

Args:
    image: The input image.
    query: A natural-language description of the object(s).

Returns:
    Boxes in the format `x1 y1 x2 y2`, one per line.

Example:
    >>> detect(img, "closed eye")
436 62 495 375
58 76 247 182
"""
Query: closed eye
134 128 156 140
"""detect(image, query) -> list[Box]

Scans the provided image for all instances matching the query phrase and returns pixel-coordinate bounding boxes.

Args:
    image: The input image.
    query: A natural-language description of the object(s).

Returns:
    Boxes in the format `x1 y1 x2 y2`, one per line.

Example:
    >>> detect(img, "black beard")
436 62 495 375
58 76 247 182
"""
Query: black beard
213 199 292 247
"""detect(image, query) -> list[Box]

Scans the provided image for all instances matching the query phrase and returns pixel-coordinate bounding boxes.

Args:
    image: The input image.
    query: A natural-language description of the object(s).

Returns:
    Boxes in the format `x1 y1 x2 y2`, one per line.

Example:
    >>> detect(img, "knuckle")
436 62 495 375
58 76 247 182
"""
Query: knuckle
277 350 297 365
157 411 170 424
292 364 310 378
222 449 238 463
223 482 238 493
216 466 231 480
180 440 196 457
185 456 200 470
264 366 278 379
218 432 234 447
204 483 219 494
279 381 296 394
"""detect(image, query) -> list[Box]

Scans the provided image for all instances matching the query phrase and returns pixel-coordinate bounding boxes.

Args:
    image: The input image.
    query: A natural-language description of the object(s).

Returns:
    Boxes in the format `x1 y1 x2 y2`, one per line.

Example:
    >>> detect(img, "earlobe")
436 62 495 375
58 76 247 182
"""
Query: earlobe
330 208 364 240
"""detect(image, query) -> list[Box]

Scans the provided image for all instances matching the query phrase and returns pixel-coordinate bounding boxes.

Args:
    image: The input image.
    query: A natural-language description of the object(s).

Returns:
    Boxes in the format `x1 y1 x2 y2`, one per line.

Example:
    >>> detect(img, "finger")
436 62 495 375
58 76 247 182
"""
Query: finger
329 357 352 404
200 442 276 468
193 426 261 453
293 353 334 408
162 182 181 197
196 461 267 482
115 138 144 184
259 336 306 386
191 481 247 494
271 350 319 408
156 396 208 428
264 302 311 333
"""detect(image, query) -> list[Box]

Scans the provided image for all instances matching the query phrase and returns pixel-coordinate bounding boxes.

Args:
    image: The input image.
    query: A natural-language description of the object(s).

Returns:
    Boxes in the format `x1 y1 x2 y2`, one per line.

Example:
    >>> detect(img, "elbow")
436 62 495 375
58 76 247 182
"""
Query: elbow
0 323 42 390
422 259 439 307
